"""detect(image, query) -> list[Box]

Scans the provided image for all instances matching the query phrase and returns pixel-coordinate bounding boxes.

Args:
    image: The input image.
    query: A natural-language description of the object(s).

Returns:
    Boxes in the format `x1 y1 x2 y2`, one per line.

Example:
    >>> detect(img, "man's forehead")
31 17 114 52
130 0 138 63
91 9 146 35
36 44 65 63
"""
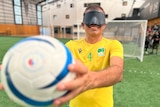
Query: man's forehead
85 8 104 14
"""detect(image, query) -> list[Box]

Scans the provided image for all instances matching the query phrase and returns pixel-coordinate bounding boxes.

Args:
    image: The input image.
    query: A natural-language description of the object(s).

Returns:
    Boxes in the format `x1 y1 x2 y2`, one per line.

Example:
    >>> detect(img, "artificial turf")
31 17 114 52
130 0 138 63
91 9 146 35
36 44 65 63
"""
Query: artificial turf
0 36 160 107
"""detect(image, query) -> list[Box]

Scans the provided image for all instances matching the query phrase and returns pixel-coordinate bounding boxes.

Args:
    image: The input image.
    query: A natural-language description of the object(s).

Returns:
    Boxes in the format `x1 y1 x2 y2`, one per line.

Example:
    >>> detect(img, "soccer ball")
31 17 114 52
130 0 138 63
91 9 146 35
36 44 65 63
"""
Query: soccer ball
1 36 75 107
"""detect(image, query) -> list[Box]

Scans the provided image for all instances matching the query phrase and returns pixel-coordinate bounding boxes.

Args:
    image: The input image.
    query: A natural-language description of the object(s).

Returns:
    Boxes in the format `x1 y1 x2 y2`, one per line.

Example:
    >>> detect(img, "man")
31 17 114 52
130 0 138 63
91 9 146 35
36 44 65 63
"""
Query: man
53 5 124 107
145 34 149 52
0 5 123 107
151 31 160 54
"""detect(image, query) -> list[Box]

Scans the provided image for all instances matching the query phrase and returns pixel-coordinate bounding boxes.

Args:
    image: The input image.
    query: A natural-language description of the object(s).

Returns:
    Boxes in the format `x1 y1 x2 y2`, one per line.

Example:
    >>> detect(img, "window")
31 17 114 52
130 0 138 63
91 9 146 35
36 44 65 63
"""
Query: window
53 15 57 19
14 0 21 6
37 5 42 25
57 4 61 8
15 15 22 24
70 3 74 8
14 6 21 15
14 0 22 24
122 1 128 6
121 13 126 18
84 3 100 7
105 14 108 18
66 15 70 19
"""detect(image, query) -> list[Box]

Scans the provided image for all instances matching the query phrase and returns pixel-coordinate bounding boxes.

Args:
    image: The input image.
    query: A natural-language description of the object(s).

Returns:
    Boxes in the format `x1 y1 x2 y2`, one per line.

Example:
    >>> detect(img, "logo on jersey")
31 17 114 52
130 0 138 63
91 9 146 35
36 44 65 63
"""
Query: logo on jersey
98 47 105 56
78 48 82 53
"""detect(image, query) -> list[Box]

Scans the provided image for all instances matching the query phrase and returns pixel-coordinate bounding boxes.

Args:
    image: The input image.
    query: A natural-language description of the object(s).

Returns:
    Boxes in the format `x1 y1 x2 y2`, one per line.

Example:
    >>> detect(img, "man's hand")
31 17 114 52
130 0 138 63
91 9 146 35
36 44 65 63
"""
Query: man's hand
0 83 3 90
53 60 93 107
53 56 124 107
0 64 4 90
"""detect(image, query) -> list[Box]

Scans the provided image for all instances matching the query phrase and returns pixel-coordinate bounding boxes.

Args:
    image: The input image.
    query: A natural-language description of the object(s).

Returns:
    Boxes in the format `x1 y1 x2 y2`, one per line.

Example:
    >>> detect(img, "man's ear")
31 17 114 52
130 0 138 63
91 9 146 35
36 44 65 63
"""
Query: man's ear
102 24 107 30
81 22 85 29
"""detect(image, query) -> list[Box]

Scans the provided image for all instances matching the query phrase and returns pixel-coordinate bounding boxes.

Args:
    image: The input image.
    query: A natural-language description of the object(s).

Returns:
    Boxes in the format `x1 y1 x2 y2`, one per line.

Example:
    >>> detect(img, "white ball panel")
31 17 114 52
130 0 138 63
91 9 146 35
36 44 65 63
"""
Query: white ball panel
1 36 75 107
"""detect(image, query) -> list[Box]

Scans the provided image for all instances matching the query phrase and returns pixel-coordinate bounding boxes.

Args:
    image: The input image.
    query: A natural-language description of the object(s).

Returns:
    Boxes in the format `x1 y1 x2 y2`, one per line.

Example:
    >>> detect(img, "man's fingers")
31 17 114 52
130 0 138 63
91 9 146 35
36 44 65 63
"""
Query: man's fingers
53 87 82 107
57 75 85 91
0 65 4 90
0 83 4 90
68 60 88 74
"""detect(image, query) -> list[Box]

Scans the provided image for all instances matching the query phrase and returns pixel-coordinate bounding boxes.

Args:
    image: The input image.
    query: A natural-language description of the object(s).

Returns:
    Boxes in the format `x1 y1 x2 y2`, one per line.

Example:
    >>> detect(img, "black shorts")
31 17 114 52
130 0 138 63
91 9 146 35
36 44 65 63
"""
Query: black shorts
152 43 159 49
145 41 149 48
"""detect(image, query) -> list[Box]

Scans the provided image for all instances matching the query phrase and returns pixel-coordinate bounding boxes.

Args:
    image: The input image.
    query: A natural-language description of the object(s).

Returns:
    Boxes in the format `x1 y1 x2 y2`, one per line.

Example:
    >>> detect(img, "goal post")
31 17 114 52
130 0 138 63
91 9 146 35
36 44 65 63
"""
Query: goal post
74 20 148 62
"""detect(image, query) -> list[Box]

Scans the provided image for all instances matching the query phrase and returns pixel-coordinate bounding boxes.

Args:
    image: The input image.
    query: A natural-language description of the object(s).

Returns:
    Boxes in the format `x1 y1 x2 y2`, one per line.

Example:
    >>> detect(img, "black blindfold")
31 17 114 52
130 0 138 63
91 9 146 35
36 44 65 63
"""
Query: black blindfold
83 11 106 27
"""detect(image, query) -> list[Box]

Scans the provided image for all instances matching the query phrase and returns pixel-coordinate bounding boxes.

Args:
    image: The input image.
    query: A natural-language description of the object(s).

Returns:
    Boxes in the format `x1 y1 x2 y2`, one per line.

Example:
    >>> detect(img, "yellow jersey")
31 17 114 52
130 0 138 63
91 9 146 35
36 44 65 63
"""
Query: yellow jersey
65 37 123 107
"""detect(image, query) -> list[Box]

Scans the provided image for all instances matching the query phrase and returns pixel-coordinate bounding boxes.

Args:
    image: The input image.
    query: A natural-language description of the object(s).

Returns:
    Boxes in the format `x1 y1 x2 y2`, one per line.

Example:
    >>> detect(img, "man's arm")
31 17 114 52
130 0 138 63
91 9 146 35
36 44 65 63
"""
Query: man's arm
91 56 123 88
53 56 123 107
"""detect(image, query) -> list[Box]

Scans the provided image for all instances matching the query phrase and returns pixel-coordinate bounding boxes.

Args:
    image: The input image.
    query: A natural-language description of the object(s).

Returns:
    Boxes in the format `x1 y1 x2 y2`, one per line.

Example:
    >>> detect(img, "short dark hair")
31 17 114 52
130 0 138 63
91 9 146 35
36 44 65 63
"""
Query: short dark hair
83 5 105 16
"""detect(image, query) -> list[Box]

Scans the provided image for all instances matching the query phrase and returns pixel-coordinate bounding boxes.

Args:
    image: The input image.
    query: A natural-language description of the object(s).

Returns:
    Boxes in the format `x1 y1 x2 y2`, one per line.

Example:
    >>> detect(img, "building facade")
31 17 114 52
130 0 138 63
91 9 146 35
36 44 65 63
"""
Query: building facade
42 0 145 34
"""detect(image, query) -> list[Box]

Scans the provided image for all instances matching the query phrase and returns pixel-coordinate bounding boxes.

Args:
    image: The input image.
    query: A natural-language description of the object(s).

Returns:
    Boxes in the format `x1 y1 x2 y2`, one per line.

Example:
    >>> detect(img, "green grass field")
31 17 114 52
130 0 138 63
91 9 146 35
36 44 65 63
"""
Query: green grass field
0 36 160 107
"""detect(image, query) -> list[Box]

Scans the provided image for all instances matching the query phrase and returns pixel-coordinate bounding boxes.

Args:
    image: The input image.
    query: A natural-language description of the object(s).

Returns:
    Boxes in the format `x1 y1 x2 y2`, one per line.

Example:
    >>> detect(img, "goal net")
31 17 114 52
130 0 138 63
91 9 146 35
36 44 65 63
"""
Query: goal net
74 20 148 62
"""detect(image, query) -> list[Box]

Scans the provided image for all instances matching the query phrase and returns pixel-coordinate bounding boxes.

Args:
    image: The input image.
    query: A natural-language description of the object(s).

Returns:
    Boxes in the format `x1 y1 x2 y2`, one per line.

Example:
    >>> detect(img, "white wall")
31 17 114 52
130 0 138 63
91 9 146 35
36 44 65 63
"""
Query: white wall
42 0 144 27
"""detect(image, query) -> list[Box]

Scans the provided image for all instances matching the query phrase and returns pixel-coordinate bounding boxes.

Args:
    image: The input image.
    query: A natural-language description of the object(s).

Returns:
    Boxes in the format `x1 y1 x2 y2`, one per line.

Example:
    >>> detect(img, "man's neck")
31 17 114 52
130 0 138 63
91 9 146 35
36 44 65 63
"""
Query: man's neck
85 35 102 44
